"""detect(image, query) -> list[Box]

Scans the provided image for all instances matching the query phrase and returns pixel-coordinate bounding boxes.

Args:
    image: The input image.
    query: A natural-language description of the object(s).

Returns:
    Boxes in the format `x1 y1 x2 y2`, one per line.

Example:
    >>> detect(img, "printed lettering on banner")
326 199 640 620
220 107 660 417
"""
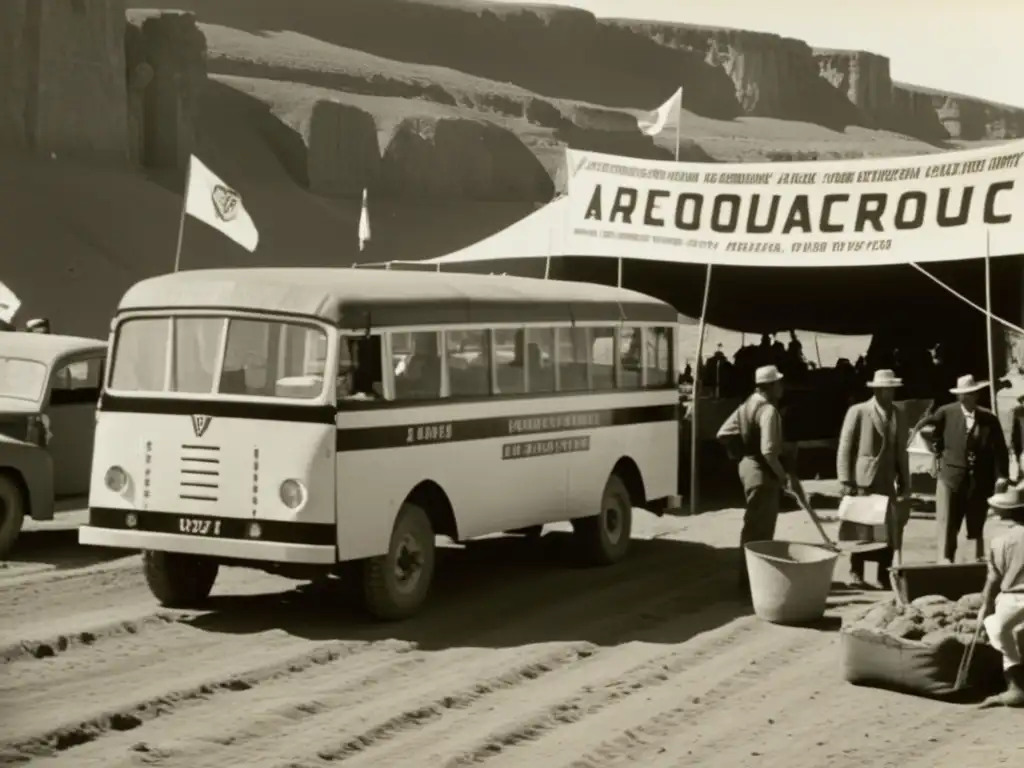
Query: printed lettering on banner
563 142 1024 267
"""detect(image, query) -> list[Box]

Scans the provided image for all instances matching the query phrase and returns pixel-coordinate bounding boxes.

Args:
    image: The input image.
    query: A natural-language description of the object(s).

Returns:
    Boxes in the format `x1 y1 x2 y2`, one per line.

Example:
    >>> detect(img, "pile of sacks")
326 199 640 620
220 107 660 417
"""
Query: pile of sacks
843 593 987 647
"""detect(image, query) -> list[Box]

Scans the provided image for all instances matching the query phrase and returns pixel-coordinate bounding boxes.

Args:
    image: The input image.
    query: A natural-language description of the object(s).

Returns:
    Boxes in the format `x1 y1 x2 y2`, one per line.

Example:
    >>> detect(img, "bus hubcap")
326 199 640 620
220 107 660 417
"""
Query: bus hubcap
394 535 423 592
604 504 621 542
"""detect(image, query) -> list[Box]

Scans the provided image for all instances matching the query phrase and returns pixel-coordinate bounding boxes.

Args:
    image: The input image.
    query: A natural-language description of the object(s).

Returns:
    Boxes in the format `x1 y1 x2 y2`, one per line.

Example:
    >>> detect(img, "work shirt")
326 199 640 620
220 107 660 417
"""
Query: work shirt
717 391 784 467
962 405 976 434
988 525 1024 594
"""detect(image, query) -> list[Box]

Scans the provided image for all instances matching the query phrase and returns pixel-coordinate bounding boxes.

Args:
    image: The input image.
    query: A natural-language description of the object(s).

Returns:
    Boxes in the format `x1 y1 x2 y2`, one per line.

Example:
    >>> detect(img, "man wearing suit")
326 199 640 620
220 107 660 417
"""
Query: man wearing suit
837 369 912 589
918 374 1010 563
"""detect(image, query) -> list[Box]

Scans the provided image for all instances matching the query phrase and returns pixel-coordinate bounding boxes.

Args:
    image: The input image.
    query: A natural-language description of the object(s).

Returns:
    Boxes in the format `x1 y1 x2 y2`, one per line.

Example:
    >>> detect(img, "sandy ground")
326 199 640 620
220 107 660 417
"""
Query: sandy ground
2 485 1021 768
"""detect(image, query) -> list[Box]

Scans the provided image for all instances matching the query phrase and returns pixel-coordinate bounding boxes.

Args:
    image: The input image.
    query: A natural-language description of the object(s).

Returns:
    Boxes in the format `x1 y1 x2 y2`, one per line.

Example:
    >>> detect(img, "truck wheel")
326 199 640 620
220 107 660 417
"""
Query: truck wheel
143 551 219 607
0 474 26 560
362 502 436 621
572 473 632 566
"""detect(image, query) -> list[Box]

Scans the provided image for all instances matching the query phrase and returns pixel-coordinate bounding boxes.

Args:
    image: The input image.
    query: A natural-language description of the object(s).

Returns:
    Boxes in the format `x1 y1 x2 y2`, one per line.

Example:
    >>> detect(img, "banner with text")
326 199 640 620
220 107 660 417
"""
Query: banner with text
564 141 1024 267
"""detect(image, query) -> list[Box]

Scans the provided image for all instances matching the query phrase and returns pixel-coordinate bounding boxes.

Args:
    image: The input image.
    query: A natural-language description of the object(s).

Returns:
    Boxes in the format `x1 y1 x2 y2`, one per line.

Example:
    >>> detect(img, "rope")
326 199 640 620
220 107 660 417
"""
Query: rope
909 262 1024 338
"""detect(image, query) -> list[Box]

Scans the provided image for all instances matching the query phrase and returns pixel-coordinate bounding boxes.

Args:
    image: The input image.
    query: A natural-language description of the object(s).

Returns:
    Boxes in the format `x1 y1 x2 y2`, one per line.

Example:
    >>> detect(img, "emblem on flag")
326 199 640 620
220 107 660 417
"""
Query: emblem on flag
211 185 241 223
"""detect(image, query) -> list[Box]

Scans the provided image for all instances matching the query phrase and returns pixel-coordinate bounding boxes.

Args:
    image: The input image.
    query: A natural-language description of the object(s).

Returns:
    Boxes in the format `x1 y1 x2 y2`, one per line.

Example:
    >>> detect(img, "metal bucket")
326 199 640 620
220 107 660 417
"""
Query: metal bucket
745 540 839 624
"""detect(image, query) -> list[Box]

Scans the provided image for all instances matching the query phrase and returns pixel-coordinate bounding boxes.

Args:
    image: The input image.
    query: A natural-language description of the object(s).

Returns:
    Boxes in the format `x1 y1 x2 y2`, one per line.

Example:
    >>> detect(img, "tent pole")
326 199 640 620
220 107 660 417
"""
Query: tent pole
985 230 998 416
689 263 713 517
616 257 623 288
544 256 551 280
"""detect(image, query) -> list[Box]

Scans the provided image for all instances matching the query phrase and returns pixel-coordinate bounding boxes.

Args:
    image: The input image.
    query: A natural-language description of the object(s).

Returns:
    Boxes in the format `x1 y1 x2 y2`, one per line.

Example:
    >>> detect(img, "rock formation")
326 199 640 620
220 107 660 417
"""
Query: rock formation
0 0 129 163
379 117 553 202
125 10 207 172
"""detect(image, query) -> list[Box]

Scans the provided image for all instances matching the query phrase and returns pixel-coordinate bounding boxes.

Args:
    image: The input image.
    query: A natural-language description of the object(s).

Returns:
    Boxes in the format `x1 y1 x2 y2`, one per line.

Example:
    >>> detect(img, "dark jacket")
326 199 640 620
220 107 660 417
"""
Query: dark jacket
918 402 1009 493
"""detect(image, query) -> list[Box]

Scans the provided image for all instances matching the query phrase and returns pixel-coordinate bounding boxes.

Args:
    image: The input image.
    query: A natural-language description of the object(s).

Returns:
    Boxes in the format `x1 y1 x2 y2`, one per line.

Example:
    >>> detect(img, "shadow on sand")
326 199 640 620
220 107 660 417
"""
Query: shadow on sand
3 528 134 572
184 533 759 650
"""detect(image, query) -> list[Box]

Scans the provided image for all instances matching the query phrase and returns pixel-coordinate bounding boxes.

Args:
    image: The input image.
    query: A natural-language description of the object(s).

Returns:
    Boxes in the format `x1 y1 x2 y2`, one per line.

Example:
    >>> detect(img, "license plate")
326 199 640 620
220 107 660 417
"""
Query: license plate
178 517 223 536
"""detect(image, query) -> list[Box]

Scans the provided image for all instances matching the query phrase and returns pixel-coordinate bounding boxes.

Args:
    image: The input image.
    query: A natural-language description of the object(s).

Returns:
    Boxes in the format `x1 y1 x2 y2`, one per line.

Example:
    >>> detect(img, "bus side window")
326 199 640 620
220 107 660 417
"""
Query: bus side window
494 328 525 395
393 331 441 401
557 327 589 392
338 335 384 401
619 327 642 389
446 329 489 398
645 327 673 388
590 327 616 391
526 328 555 394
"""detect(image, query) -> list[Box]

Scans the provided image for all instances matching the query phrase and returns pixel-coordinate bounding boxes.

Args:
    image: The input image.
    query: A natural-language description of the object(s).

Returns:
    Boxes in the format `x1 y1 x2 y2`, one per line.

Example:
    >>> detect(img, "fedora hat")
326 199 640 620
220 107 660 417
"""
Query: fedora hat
866 369 903 388
754 365 784 385
950 374 988 395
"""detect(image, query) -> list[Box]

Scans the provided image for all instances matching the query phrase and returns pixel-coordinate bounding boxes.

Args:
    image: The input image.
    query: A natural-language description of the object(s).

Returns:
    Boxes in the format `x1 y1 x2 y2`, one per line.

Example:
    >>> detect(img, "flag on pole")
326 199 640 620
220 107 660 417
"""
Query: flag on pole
184 155 259 252
0 280 21 325
636 87 683 137
358 188 371 251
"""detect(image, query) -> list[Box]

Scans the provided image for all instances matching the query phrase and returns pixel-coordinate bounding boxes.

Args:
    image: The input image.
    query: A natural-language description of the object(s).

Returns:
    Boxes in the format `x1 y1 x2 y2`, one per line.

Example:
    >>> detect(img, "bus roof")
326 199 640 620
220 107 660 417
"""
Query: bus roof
117 268 683 327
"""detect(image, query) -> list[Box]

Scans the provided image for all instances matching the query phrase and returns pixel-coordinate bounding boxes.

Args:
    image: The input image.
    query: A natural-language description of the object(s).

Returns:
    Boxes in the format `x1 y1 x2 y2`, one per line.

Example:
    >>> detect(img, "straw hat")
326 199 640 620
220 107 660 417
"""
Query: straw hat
950 374 988 395
754 365 784 385
866 369 903 388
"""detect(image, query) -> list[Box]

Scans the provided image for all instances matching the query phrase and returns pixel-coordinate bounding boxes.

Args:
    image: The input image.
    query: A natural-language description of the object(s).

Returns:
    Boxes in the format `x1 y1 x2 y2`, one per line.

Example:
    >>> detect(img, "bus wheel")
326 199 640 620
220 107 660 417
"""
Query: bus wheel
573 473 632 566
0 474 26 560
143 551 219 607
362 502 436 621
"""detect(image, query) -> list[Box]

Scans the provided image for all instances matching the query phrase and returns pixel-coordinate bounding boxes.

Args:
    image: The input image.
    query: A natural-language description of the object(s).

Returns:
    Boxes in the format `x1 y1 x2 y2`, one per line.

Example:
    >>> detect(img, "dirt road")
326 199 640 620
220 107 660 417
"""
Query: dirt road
2 502 1021 768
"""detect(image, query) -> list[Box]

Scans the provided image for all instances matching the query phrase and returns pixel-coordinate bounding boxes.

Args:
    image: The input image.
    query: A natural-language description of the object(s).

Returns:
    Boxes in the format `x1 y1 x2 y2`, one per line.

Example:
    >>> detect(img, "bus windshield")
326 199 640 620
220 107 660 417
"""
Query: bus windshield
108 315 330 400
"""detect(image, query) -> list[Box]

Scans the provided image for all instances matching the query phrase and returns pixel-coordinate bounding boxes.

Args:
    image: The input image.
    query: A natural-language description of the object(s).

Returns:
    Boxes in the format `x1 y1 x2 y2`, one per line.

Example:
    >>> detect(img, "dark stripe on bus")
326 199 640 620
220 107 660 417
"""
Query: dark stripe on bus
87 508 336 546
335 402 679 452
101 395 337 424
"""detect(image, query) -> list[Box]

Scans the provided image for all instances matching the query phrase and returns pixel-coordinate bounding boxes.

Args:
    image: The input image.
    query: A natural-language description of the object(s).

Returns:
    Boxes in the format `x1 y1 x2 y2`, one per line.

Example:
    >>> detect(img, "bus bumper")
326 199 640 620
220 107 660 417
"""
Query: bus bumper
78 526 337 565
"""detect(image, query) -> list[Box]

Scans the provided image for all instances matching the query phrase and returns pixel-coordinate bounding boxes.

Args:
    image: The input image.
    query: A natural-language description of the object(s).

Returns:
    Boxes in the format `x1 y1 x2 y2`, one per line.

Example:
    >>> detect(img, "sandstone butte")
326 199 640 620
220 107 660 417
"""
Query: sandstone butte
1 0 1021 345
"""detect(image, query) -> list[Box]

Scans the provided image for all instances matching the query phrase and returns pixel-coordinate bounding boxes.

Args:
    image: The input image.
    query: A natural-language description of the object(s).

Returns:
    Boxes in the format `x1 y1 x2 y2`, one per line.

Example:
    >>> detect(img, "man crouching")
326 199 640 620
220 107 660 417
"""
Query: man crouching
978 484 1024 708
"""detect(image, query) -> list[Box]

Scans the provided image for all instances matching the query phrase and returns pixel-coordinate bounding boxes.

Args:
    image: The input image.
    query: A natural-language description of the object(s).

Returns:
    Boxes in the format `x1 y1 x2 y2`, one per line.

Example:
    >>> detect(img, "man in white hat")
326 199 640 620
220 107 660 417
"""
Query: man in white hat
836 369 911 589
918 374 1009 563
716 364 791 596
978 484 1024 708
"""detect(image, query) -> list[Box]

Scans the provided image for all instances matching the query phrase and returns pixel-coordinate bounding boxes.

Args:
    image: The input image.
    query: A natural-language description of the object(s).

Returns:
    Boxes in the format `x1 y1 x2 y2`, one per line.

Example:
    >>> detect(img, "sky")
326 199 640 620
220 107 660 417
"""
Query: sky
489 0 1024 108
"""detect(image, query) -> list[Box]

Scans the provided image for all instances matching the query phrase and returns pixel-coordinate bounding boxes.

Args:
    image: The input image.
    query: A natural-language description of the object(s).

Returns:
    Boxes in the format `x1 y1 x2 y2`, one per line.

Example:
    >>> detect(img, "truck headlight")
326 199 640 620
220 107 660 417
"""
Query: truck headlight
104 465 129 493
279 479 306 510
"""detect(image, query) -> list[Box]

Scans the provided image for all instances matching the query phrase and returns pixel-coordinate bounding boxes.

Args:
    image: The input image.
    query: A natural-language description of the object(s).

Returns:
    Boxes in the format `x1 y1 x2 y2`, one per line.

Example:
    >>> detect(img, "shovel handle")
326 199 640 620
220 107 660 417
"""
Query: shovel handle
787 486 840 552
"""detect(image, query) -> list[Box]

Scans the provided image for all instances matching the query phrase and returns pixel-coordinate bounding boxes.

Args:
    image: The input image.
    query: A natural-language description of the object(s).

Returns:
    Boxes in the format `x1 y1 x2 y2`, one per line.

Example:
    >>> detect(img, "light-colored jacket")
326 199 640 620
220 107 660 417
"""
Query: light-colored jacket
837 398 911 495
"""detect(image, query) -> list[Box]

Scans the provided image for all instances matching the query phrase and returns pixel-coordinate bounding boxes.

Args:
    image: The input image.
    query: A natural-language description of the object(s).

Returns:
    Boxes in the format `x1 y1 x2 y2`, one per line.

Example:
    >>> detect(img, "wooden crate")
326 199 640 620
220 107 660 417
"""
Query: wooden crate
890 562 988 603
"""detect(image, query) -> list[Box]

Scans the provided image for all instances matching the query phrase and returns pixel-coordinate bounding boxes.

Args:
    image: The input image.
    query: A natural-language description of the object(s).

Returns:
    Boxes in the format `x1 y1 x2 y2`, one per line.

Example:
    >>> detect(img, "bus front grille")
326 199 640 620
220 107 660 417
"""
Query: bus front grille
179 444 221 502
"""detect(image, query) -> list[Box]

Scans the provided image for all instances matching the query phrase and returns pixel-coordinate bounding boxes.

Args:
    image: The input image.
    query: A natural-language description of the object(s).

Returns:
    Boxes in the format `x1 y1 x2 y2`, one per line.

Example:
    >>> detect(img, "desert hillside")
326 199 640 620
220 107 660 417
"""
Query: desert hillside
0 0 1019 340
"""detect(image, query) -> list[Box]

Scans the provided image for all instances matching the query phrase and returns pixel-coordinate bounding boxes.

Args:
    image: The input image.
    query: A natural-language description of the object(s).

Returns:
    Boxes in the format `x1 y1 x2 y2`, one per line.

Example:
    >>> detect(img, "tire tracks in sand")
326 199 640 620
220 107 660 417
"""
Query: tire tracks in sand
5 559 742 767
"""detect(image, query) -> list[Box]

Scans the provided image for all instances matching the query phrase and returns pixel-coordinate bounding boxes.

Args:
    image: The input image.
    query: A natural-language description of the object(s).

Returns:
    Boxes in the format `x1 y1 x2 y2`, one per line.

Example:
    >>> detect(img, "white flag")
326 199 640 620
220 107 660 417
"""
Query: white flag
358 188 371 251
637 87 683 137
185 155 259 252
0 280 21 325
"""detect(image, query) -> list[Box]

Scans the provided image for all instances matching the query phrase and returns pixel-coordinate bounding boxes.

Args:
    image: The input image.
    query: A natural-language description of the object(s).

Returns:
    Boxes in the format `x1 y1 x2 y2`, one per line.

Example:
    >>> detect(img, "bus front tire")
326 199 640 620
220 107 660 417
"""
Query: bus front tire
573 473 632 566
143 551 219 607
0 474 26 560
361 502 436 621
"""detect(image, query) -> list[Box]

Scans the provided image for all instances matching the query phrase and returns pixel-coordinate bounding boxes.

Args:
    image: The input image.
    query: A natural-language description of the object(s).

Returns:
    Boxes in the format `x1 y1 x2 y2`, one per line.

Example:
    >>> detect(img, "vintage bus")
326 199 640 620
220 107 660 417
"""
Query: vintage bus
79 268 681 620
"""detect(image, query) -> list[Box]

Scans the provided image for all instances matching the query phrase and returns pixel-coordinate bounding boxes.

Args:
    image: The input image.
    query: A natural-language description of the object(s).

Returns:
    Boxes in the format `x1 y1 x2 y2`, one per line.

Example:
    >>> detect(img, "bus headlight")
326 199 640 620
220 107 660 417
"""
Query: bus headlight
104 465 129 493
279 479 306 510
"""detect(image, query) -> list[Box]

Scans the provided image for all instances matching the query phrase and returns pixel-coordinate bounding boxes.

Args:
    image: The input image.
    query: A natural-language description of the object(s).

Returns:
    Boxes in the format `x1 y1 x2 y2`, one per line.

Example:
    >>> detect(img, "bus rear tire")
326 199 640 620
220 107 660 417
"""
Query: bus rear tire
572 473 632 566
361 502 436 621
143 551 219 607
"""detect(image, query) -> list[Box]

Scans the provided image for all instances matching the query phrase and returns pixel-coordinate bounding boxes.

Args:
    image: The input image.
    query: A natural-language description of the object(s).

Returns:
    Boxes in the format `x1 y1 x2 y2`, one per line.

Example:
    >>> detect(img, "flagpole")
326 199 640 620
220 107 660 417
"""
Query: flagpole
985 229 998 415
689 261 713 517
173 157 193 273
674 88 681 163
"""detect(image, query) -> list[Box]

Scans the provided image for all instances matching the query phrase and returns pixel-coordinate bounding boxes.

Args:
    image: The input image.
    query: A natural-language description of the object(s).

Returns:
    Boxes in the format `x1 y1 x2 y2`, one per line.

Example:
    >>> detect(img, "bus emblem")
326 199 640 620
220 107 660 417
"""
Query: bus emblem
191 414 213 438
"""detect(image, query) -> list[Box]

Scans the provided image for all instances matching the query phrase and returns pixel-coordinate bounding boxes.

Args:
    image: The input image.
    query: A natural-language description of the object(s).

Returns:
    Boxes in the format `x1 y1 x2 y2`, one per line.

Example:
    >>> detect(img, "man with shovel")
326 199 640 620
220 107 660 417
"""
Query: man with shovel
716 364 795 596
836 369 911 590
